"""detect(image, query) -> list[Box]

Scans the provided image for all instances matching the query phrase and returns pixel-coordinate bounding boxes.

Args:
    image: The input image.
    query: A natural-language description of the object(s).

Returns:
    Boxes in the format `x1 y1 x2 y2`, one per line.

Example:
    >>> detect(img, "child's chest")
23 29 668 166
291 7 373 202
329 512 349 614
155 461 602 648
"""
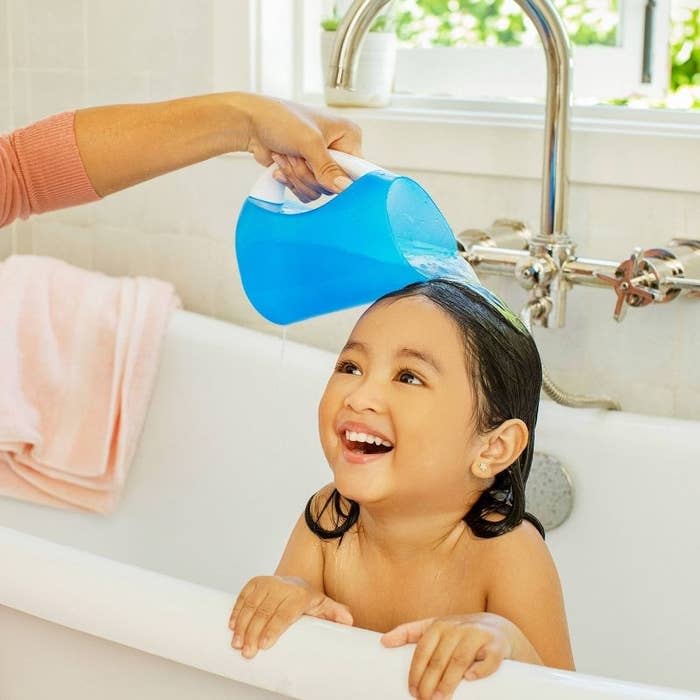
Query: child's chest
321 537 488 633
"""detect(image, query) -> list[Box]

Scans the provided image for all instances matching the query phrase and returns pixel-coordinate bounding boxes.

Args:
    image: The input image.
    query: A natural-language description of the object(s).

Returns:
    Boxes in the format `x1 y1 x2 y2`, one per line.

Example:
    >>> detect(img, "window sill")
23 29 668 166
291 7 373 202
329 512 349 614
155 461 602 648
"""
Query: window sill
304 95 700 194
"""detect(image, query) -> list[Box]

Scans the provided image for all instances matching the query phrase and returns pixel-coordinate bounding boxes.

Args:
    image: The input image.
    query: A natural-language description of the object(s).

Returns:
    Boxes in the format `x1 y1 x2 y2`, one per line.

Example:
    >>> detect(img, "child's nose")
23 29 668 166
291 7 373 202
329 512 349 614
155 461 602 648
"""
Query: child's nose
343 378 385 413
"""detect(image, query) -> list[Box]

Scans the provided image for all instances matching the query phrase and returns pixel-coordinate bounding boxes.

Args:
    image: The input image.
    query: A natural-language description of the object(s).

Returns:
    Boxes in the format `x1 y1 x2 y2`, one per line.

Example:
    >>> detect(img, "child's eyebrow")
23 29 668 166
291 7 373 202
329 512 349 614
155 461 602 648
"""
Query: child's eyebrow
396 348 442 374
341 340 366 353
341 341 442 374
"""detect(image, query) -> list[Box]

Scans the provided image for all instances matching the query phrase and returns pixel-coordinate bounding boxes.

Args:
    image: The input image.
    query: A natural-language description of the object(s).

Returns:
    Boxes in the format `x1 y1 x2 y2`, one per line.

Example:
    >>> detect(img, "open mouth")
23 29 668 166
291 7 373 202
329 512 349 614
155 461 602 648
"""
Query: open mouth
340 429 394 456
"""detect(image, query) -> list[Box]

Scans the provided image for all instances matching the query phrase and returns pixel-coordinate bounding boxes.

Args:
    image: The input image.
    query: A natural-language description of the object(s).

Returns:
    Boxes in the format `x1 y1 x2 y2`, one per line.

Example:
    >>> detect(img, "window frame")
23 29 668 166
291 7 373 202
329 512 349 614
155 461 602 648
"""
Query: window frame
295 0 672 102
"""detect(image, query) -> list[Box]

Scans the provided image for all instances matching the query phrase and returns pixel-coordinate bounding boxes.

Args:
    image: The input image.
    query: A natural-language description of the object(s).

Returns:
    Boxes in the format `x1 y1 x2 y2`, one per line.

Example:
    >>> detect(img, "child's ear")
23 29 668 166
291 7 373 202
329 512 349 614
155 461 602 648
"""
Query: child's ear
470 419 529 479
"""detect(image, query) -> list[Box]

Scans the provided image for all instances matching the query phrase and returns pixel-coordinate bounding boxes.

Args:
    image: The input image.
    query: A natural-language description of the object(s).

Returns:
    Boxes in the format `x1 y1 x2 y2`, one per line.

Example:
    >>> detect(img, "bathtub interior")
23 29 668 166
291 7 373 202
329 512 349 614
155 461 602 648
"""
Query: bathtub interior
1 309 699 694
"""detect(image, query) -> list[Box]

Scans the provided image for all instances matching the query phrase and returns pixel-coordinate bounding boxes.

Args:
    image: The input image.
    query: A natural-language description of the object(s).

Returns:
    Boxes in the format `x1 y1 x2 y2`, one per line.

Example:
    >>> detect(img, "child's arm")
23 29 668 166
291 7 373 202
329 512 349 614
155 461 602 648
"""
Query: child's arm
229 487 353 658
381 521 573 698
483 520 574 670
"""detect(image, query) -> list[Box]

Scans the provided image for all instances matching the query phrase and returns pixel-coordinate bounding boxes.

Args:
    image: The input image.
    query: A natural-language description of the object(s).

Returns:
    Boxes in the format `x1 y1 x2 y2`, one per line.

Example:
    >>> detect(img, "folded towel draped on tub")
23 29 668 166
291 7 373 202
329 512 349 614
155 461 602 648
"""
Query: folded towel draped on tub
0 255 181 514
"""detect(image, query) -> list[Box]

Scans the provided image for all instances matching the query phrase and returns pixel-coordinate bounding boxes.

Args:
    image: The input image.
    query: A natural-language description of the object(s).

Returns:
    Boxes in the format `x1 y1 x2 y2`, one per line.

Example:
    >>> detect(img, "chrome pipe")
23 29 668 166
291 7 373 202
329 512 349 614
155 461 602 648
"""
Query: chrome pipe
327 0 573 246
463 245 530 274
326 0 393 90
561 257 619 288
517 0 573 243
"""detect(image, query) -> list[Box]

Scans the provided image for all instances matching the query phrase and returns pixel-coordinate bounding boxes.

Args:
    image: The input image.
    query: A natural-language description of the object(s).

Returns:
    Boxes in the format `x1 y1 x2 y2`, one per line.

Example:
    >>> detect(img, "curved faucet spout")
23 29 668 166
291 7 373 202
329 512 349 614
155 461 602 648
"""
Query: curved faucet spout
327 0 573 245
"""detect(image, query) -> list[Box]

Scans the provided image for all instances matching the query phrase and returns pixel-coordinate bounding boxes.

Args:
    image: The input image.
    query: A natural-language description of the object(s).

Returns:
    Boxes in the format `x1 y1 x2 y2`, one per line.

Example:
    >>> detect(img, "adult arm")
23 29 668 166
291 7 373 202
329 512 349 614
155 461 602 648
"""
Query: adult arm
74 92 361 198
0 93 362 227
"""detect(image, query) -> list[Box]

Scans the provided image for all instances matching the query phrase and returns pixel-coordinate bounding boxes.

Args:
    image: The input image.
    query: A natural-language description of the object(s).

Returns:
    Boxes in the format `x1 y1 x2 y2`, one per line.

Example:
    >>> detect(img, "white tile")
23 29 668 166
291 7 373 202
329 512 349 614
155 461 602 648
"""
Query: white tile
138 232 222 314
85 72 151 107
0 223 14 259
0 0 8 130
131 158 253 240
10 69 31 128
87 186 147 231
675 296 700 386
27 70 86 121
0 74 10 132
12 220 34 254
86 0 212 76
583 184 687 259
673 385 700 421
6 0 28 71
147 71 213 102
92 225 136 277
28 218 95 269
10 0 84 71
681 192 700 239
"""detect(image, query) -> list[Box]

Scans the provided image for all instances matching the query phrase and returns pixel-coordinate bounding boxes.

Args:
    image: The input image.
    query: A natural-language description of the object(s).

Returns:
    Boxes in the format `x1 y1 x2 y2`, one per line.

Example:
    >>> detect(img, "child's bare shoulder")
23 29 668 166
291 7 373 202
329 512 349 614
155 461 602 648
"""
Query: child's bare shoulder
473 518 552 569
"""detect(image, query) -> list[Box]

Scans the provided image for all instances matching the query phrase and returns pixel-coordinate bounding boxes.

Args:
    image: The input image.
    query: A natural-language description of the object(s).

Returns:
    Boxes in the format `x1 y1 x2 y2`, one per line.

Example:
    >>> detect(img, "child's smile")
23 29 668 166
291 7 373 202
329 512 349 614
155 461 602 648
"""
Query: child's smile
338 420 394 464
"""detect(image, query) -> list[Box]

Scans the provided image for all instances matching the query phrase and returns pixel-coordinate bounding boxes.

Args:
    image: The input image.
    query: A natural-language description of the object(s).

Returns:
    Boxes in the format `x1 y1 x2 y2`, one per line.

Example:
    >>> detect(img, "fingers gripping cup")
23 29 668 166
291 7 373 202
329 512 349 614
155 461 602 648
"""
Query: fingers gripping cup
235 150 480 325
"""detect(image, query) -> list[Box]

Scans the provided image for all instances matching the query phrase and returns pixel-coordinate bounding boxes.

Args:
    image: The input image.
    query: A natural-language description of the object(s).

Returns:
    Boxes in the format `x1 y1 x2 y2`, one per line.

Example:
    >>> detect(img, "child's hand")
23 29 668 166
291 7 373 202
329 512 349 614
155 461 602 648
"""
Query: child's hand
228 575 353 658
381 613 515 699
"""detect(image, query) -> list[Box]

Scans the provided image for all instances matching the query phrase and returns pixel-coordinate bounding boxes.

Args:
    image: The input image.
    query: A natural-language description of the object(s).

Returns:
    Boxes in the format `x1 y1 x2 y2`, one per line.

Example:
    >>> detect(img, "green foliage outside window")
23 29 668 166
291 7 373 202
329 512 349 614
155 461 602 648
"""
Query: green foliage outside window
393 0 617 48
670 3 699 94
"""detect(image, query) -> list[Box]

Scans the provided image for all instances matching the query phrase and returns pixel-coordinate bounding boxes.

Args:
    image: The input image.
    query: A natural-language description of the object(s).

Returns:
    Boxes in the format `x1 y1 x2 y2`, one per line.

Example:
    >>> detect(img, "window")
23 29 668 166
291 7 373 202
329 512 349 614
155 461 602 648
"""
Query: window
294 0 699 107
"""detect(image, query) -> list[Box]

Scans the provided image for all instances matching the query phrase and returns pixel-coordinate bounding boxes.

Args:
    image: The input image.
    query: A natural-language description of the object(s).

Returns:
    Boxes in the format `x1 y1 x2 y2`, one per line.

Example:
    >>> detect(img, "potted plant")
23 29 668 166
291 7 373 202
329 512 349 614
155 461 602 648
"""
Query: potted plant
321 1 397 107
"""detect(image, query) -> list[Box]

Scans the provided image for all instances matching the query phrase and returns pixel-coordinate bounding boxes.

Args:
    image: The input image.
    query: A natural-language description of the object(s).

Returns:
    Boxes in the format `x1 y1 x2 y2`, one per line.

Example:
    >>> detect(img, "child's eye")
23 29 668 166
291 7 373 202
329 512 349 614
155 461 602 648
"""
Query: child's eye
336 360 361 376
397 369 423 386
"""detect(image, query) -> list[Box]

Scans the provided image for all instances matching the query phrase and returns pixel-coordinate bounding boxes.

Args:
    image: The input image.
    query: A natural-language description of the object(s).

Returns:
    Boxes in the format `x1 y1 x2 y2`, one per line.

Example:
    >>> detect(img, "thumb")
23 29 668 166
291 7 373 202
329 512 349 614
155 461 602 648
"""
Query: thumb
380 618 436 647
312 596 354 626
301 141 354 194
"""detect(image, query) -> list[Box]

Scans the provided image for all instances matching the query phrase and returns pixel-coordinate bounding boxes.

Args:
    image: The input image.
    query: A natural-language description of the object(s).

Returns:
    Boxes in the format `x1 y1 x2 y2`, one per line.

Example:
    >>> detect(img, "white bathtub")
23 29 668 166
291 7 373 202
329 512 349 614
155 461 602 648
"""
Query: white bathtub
1 309 699 700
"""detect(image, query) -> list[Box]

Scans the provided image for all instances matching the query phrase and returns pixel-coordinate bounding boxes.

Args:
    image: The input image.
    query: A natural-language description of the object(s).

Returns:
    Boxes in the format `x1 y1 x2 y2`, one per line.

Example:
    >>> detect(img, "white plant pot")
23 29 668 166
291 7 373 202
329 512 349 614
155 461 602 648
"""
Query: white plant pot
321 30 397 108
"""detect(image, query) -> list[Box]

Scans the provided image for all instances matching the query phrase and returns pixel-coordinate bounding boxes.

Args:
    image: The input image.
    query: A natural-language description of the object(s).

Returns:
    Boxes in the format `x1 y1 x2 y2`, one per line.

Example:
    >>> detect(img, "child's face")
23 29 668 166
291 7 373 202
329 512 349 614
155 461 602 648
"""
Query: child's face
318 295 484 510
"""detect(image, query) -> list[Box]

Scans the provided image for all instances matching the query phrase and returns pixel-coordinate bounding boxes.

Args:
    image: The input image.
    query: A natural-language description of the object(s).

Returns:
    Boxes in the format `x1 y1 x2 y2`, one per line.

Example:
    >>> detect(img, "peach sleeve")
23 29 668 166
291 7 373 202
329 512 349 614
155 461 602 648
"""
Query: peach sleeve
0 111 101 228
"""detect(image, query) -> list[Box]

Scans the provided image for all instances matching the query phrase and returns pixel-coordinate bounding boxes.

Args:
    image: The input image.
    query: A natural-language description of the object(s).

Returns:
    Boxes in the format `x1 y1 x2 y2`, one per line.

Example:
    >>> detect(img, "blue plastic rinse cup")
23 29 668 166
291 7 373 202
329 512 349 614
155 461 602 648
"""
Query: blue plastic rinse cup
235 150 480 325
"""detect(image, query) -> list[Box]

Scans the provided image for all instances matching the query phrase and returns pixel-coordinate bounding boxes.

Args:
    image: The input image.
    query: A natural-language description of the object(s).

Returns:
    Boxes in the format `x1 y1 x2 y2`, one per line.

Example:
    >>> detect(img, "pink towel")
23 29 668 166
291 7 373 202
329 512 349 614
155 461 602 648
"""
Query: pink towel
0 255 181 513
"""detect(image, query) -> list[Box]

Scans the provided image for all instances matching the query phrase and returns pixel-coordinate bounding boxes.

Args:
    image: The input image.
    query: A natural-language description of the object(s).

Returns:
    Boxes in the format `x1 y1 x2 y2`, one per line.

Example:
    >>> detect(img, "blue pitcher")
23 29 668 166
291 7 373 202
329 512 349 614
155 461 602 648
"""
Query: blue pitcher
235 151 479 325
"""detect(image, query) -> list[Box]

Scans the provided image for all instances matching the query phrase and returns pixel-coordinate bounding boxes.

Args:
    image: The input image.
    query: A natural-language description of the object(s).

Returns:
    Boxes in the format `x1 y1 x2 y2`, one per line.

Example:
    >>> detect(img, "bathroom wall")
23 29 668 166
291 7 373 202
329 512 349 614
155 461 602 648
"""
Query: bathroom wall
0 0 12 260
1 0 698 421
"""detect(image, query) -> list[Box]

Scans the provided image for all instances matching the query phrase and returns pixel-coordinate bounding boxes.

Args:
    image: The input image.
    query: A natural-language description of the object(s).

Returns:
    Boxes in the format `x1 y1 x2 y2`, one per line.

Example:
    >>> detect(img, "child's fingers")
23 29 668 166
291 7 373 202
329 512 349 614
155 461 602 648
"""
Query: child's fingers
240 595 287 658
432 639 486 698
312 597 354 626
229 579 258 629
231 584 271 650
464 643 504 681
381 618 435 647
405 622 442 694
257 596 309 650
414 629 464 700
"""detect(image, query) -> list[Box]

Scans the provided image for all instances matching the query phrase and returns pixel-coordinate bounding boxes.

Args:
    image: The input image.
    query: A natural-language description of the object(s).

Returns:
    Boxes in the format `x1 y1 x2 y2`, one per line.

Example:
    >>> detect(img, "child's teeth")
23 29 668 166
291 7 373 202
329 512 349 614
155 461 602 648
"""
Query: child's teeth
344 430 393 447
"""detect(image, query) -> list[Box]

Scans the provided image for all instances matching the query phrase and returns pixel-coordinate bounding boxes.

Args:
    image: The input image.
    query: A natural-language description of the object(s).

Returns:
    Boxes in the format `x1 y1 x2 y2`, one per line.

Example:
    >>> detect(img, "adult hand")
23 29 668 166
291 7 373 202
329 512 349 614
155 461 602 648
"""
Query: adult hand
238 94 362 202
381 613 517 699
229 575 354 658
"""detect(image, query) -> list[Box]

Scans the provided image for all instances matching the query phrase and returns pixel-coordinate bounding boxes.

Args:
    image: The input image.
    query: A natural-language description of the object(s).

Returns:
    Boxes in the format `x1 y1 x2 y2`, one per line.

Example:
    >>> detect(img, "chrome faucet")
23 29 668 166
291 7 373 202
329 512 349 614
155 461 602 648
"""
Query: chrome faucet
329 0 573 242
328 0 700 410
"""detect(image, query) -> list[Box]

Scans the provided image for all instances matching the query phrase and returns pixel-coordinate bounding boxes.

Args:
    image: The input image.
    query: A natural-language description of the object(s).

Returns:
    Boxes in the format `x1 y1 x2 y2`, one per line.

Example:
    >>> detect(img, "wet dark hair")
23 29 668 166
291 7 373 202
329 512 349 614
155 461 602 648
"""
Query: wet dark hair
305 279 545 541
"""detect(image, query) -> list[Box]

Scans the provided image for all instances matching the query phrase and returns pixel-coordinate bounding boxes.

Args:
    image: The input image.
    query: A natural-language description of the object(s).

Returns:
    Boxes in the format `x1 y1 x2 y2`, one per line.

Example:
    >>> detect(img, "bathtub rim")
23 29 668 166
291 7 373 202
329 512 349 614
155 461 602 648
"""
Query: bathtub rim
1 525 698 700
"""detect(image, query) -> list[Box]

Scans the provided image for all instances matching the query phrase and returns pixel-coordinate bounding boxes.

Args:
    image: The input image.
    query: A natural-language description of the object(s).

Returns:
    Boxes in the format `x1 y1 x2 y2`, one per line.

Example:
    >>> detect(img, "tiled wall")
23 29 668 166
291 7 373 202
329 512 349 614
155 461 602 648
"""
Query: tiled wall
1 0 698 421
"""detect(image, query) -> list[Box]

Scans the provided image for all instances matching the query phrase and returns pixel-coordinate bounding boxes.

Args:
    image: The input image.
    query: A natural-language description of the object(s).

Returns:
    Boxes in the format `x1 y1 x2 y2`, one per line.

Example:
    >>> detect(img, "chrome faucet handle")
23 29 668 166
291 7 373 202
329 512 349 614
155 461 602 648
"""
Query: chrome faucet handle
595 247 661 322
